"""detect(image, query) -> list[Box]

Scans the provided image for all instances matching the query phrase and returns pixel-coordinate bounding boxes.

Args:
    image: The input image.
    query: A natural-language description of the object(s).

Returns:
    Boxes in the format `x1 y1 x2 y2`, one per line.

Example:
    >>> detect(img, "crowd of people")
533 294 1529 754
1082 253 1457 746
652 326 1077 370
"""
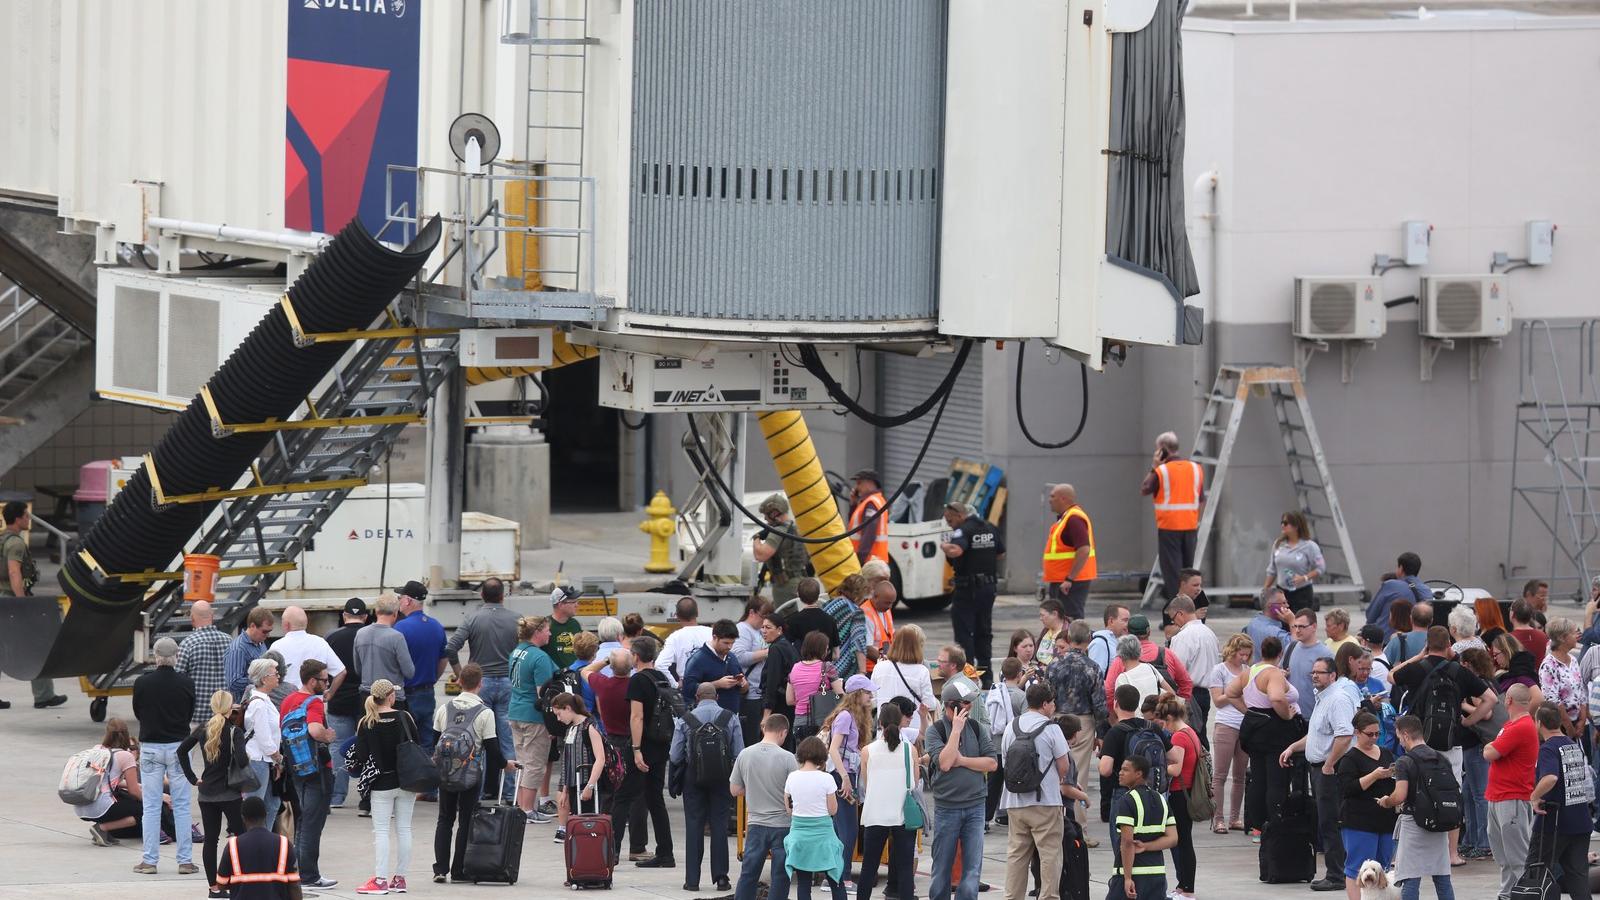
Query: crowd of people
51 541 1600 900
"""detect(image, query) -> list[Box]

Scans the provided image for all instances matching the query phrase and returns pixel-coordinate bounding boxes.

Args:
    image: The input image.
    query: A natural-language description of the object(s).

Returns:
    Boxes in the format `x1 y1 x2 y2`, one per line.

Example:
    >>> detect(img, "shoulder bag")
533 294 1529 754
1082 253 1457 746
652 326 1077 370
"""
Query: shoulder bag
226 726 262 794
395 711 442 794
900 741 924 830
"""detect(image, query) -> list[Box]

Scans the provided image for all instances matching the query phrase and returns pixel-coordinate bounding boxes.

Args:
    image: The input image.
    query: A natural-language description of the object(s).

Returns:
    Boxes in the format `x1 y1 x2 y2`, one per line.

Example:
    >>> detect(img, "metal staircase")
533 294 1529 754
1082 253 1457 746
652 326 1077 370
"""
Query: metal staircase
87 314 459 696
1140 364 1365 608
0 276 92 470
1506 320 1600 602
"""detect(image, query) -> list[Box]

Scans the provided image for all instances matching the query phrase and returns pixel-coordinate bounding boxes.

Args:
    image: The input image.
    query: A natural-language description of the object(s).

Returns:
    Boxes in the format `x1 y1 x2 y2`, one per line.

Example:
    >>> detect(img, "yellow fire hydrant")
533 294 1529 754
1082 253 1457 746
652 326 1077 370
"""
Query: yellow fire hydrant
638 491 678 573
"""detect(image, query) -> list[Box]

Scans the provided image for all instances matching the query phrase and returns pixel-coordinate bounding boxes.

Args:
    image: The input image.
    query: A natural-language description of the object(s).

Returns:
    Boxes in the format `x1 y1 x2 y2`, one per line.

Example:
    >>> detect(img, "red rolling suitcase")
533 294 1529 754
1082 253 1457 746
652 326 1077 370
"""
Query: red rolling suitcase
564 789 616 889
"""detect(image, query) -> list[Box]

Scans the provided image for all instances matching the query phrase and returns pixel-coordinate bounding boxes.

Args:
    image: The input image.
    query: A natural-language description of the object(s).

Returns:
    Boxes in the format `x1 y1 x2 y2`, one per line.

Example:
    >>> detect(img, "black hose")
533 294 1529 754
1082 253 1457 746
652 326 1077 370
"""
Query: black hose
58 216 442 614
1015 340 1089 450
798 339 974 429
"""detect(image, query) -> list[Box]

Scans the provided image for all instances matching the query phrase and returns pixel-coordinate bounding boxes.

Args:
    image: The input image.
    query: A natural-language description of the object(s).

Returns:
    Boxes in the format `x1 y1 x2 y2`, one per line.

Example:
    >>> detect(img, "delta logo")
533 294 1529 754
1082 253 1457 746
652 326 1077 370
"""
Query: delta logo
303 0 407 18
347 528 416 540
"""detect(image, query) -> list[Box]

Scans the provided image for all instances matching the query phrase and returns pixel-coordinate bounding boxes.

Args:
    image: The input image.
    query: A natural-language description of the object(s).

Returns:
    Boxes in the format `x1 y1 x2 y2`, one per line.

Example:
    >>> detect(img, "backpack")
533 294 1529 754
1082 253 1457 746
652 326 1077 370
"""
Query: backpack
1126 725 1170 794
985 682 1015 738
59 747 112 806
1147 647 1173 688
432 703 489 793
1002 718 1055 800
280 696 320 778
1184 731 1216 821
1409 749 1464 833
541 668 582 734
599 731 627 791
688 709 735 789
644 670 686 743
1408 659 1464 752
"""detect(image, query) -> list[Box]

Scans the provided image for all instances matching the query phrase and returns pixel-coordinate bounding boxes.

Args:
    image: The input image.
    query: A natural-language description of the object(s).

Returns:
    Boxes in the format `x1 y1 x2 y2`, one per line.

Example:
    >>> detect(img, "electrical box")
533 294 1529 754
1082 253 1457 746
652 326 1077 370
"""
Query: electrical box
458 328 554 368
1527 221 1554 266
597 348 850 413
1404 221 1432 266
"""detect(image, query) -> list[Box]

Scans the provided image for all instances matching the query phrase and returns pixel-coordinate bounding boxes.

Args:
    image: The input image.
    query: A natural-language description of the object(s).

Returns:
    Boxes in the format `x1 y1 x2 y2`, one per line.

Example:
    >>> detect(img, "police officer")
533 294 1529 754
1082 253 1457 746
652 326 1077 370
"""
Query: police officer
1 500 65 709
940 501 1005 688
751 493 810 606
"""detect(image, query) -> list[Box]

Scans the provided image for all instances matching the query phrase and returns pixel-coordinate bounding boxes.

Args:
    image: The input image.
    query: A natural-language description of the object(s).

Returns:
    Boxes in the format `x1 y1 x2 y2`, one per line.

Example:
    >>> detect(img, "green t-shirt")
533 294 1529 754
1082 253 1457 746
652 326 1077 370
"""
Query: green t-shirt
1 531 35 597
547 616 585 669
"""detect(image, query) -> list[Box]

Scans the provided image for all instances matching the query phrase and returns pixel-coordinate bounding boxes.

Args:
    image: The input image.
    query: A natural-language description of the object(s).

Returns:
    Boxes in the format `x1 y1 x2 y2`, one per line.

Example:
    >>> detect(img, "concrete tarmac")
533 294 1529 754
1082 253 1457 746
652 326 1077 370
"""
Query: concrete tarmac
0 593 1504 899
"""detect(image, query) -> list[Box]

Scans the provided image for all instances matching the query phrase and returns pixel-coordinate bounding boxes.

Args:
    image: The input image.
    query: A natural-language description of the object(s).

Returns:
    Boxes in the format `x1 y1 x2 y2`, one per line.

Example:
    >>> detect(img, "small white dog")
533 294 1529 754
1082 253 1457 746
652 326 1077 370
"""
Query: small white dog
1355 859 1401 900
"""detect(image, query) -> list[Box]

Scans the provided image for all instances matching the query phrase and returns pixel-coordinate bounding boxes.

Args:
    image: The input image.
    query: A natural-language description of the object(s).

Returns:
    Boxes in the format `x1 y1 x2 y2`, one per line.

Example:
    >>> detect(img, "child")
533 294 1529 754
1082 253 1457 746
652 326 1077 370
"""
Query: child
550 692 609 848
1110 755 1178 900
783 736 848 900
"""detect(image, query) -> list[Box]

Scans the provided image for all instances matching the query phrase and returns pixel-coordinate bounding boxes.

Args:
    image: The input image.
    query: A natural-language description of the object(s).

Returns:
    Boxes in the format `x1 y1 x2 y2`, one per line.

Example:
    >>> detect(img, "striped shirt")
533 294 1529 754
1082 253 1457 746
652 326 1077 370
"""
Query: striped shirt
176 625 232 725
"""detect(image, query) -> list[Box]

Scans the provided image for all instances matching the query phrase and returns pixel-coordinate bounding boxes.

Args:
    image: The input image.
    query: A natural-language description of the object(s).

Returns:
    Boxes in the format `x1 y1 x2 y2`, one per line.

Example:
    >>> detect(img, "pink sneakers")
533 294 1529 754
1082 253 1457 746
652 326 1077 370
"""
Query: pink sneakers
356 877 389 895
389 875 408 893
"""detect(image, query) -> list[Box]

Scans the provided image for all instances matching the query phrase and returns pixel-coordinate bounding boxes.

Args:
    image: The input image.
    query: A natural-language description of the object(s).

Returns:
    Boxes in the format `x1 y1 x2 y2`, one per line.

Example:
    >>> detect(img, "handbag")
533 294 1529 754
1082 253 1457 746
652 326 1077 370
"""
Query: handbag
226 727 262 794
395 711 441 794
900 742 924 830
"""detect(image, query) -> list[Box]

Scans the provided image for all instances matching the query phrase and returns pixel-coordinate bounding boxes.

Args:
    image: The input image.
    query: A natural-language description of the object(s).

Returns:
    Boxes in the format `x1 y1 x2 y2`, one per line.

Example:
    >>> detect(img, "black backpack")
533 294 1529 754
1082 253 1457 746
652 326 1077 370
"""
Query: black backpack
1409 749 1464 833
1003 719 1056 800
644 669 685 743
1408 660 1464 752
688 709 735 789
540 668 582 734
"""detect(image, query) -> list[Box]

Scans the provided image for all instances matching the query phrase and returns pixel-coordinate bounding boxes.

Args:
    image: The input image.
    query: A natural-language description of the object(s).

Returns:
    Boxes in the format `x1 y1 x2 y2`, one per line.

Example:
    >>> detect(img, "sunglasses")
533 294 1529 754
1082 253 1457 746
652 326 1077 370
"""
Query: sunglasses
1360 729 1380 738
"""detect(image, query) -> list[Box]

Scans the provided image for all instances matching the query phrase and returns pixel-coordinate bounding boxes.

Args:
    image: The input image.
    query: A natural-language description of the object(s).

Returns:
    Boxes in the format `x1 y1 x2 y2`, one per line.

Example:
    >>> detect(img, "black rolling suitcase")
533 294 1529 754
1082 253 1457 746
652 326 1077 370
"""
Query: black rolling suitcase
463 768 527 884
1059 814 1091 900
1258 762 1315 884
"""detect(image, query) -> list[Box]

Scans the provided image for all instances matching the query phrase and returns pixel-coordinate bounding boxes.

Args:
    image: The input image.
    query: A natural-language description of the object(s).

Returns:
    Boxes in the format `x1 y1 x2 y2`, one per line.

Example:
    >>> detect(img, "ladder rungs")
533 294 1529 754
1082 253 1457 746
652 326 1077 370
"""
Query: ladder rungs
1204 394 1239 405
1192 455 1218 466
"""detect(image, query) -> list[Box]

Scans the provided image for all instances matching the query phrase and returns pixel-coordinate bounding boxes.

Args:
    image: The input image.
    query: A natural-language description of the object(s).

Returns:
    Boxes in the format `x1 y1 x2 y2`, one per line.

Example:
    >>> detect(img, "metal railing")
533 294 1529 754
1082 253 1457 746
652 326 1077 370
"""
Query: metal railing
0 280 87 405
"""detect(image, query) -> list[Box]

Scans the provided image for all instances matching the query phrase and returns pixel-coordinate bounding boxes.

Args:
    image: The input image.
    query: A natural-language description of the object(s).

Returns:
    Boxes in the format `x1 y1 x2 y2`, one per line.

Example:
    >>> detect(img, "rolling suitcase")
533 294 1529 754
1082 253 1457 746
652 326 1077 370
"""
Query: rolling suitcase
565 786 616 889
1258 762 1315 884
462 768 527 884
1059 814 1091 900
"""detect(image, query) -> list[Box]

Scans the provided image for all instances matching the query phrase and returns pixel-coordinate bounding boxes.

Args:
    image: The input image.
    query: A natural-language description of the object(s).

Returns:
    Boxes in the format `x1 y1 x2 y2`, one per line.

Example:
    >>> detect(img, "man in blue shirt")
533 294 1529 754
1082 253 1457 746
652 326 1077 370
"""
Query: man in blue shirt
224 608 274 701
681 619 744 714
394 580 448 752
1246 593 1292 664
1086 604 1129 675
1364 553 1430 641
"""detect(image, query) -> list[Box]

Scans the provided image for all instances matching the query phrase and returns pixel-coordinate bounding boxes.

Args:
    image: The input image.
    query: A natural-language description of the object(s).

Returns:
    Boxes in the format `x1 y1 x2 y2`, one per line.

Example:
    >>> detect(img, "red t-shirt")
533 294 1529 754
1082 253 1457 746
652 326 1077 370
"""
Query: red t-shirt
281 691 329 768
1486 713 1538 801
589 672 631 738
1171 726 1201 791
1513 628 1549 665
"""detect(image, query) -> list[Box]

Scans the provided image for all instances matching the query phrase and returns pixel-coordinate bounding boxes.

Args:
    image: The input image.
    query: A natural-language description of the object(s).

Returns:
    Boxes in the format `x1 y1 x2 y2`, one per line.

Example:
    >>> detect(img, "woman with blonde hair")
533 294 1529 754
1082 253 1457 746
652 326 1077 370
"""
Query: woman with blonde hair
870 624 936 735
1204 633 1253 833
352 679 420 895
180 690 246 898
822 674 876 889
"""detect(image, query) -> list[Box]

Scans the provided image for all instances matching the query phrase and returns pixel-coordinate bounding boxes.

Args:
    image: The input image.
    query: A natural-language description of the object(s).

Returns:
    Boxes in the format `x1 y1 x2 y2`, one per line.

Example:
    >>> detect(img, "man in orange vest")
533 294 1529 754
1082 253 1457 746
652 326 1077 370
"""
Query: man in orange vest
848 469 890 566
1042 483 1096 622
1140 432 1205 604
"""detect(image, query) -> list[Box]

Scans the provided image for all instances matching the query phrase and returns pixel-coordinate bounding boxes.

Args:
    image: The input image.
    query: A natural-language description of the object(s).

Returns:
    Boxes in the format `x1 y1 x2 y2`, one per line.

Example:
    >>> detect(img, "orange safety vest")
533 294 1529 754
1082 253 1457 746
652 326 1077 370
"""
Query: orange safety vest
1042 505 1097 582
217 832 297 886
1152 460 1204 531
849 491 890 563
860 600 895 674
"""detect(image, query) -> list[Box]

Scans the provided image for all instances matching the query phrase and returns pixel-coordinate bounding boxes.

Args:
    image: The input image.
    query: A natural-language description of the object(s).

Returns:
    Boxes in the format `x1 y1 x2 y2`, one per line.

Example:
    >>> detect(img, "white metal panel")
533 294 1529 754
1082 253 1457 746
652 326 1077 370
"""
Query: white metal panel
0 1 60 200
1056 0 1113 361
878 352 986 494
939 0 1066 341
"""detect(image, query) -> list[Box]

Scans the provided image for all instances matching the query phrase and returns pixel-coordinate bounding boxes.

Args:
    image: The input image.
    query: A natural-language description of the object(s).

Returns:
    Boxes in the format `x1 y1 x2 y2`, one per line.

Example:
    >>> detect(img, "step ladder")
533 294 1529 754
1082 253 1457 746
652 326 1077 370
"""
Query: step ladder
1139 364 1364 609
1505 320 1600 601
87 315 459 695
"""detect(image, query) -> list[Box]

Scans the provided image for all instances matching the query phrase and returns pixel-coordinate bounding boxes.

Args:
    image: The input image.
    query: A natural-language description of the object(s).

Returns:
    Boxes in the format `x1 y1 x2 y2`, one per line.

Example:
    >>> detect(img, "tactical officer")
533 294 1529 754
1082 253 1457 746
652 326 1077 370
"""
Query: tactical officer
940 501 1005 688
751 493 810 606
2 500 65 709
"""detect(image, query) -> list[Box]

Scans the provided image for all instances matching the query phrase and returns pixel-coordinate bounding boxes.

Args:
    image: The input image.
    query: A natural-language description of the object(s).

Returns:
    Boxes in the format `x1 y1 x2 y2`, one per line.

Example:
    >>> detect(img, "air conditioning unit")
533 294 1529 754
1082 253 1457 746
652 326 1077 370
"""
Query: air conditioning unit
1420 275 1511 339
1292 277 1385 340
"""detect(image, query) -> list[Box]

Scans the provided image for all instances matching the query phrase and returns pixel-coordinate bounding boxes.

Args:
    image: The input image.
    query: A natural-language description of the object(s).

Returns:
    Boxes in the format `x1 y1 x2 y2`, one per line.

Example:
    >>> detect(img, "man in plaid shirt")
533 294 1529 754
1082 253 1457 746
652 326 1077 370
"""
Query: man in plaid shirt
1048 620 1109 839
176 600 233 725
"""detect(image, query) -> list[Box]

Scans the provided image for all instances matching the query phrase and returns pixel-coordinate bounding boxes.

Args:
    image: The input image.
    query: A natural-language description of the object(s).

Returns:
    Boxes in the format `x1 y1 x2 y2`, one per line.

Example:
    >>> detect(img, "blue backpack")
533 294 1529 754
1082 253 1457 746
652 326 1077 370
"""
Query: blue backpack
1126 725 1169 794
281 698 319 778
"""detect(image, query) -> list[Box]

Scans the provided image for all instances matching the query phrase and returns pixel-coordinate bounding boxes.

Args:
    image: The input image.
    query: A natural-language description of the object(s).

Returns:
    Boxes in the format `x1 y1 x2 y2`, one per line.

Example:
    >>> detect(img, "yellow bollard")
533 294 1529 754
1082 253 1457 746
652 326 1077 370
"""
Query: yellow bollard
638 491 678 573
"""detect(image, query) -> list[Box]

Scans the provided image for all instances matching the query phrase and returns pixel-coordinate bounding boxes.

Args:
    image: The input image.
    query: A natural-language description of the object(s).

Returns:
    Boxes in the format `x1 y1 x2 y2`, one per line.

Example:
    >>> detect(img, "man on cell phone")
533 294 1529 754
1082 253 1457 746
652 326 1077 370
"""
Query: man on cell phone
681 620 746 715
1140 432 1204 605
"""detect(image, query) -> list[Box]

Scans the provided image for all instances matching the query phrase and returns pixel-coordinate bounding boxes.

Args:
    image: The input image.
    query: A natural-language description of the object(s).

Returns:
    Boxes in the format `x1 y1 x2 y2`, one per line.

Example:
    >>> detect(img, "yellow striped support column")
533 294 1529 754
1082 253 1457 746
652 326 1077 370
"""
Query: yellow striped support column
756 410 860 593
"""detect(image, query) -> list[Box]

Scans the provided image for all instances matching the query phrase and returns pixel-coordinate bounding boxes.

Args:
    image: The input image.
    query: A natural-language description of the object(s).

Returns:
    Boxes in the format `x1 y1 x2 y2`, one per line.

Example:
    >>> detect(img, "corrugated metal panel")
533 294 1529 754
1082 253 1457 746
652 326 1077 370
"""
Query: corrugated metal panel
879 351 985 492
0 1 61 200
627 0 946 327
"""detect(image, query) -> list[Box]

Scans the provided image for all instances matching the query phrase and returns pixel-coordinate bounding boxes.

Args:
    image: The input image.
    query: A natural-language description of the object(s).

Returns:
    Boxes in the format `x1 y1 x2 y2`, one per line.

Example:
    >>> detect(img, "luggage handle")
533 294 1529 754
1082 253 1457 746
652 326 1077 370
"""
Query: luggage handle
505 763 522 804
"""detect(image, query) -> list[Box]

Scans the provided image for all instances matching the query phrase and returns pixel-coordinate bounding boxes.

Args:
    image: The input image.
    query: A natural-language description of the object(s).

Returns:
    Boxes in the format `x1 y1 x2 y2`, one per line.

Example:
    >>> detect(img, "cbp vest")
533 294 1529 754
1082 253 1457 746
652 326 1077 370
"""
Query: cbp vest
1152 460 1204 531
848 492 890 563
1043 506 1096 582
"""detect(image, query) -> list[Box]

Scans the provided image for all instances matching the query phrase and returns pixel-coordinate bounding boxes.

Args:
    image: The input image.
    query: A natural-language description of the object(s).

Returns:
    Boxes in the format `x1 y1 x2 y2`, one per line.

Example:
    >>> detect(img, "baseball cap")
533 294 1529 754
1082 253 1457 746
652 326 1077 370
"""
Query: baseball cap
1127 614 1150 636
342 597 368 617
1357 624 1386 645
844 674 874 695
850 468 882 486
941 680 976 705
943 501 968 516
152 637 179 660
397 580 428 601
552 585 581 606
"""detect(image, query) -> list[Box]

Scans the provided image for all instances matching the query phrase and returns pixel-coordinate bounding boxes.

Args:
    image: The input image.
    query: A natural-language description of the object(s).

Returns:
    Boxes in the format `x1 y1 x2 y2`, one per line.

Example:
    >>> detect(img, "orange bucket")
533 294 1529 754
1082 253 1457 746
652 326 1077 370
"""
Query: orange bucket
183 553 221 601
